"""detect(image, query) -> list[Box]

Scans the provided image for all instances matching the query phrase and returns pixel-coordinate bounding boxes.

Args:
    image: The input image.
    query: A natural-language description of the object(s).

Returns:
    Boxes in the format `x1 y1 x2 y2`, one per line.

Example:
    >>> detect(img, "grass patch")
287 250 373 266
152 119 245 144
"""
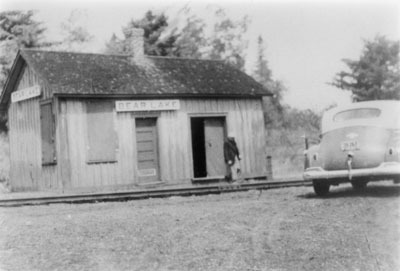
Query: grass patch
266 128 318 179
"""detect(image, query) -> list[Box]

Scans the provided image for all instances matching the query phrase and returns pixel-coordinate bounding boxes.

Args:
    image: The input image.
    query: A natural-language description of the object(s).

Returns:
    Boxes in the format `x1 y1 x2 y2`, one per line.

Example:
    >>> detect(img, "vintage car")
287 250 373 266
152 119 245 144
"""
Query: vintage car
304 100 400 196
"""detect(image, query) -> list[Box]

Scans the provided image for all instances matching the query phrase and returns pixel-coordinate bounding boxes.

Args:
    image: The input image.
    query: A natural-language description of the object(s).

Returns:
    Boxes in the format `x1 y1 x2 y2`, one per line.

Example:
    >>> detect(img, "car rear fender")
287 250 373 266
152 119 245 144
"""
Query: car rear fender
385 129 400 162
305 144 321 169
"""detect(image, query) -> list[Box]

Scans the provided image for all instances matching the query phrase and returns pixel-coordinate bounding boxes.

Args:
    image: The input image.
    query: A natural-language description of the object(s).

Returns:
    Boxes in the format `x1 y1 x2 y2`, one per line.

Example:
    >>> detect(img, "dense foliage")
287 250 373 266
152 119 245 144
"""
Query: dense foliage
332 36 400 101
105 11 178 57
105 9 249 70
0 11 48 88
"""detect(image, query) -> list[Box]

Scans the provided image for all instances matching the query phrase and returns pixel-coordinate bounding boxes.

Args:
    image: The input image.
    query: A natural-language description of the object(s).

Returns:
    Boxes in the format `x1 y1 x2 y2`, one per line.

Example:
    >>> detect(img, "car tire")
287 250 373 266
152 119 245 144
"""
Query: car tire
313 181 330 196
351 180 368 190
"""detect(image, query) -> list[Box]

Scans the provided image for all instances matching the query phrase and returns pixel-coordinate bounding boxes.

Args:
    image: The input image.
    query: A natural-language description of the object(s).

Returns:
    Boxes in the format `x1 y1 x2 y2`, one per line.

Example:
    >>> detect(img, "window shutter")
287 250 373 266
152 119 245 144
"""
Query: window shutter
86 100 117 163
40 102 56 165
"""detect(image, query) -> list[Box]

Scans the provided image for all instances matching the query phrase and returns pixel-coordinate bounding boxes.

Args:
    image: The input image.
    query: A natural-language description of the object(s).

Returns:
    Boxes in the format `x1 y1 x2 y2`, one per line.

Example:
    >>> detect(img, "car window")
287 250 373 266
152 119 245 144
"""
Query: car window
333 108 381 122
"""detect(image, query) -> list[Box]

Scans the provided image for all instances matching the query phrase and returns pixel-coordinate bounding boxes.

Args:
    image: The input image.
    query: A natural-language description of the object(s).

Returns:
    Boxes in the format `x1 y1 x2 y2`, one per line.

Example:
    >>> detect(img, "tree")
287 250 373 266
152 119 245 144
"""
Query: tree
42 10 94 52
253 36 272 85
171 15 207 58
332 35 400 101
105 11 178 56
0 10 48 89
252 35 286 127
105 33 123 54
204 8 249 70
57 10 94 51
105 7 250 70
282 107 320 133
167 6 249 69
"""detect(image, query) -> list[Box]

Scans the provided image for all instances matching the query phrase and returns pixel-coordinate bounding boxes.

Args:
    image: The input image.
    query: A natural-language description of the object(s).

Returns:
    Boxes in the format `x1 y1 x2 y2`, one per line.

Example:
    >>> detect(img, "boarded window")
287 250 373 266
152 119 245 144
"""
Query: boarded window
87 100 117 163
40 102 56 165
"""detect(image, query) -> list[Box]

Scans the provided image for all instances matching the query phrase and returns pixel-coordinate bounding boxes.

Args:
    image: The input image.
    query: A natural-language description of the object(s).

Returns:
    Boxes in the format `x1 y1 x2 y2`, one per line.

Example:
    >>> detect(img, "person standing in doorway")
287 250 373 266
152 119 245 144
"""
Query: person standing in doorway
224 132 241 182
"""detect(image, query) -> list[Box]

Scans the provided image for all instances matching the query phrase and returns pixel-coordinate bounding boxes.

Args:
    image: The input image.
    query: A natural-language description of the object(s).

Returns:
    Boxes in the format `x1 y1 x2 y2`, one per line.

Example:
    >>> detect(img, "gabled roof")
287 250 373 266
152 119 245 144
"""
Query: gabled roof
0 49 270 110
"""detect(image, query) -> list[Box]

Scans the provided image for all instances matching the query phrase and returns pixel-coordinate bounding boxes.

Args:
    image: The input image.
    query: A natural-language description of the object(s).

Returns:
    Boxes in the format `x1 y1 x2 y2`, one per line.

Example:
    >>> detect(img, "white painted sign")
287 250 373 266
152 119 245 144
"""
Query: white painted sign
116 99 180 112
138 168 157 177
11 85 41 103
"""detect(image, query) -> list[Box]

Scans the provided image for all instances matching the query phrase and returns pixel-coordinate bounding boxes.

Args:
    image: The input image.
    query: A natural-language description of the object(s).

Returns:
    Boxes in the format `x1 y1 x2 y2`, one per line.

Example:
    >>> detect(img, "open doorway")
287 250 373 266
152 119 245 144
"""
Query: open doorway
191 117 226 178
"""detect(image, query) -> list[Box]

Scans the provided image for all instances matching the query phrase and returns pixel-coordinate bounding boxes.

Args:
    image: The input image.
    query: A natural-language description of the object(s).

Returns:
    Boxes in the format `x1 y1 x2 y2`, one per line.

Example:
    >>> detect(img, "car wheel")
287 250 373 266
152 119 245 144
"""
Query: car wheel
351 180 368 190
313 181 330 196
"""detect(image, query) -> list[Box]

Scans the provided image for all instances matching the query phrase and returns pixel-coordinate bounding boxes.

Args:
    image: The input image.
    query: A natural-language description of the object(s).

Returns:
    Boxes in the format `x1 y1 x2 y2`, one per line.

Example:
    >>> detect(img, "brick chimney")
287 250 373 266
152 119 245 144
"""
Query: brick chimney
123 27 145 64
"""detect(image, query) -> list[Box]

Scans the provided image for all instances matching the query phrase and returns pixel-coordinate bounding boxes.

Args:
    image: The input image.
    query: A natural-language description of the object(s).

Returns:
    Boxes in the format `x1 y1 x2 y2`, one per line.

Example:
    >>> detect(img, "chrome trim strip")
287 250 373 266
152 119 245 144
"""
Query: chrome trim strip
303 162 400 180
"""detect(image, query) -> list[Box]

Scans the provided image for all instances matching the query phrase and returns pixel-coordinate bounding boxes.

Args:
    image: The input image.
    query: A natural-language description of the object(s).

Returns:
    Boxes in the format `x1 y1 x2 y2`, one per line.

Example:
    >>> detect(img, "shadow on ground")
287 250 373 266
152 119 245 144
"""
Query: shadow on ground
298 183 400 199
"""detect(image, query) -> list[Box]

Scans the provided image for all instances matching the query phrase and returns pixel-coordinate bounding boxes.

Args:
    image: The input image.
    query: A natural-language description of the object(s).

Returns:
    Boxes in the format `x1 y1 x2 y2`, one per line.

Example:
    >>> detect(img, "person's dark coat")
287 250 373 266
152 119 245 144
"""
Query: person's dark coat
224 138 240 165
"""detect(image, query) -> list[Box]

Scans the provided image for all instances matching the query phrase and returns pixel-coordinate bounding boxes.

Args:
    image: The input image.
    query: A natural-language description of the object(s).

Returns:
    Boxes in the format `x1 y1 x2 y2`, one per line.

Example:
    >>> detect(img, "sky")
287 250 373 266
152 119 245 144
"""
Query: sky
1 0 399 112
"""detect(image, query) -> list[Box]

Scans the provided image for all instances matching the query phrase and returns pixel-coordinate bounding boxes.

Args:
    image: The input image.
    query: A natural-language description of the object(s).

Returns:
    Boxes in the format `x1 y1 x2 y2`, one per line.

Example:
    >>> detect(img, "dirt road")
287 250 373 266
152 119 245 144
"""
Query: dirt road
0 182 399 271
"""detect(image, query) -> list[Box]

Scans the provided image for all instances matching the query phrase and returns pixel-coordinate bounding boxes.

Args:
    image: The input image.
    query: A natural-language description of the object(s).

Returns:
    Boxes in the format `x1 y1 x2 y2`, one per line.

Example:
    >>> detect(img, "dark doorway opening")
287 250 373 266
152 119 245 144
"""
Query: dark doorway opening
191 118 207 178
191 117 226 178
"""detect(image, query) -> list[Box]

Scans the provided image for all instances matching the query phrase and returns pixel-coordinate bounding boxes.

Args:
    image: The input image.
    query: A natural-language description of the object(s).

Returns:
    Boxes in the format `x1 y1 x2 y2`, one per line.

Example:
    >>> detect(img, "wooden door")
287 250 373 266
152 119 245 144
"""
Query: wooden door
135 118 159 183
204 118 226 177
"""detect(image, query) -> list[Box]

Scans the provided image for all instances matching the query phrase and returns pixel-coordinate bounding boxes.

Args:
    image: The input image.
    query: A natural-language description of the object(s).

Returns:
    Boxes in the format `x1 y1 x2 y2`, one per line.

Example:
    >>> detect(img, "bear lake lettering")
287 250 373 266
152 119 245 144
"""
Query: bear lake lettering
116 100 180 112
11 85 41 103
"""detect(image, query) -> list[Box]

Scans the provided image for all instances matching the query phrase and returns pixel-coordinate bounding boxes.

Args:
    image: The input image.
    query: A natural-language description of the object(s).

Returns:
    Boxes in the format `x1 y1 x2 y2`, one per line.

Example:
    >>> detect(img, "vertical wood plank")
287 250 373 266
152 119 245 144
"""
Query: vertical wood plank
57 99 71 191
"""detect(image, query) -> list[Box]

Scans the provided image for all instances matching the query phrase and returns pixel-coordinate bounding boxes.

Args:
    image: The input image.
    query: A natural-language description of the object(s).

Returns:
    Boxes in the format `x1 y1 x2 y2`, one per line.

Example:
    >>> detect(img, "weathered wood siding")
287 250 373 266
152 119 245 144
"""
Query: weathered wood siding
8 65 60 191
62 100 136 191
160 98 266 183
62 98 266 190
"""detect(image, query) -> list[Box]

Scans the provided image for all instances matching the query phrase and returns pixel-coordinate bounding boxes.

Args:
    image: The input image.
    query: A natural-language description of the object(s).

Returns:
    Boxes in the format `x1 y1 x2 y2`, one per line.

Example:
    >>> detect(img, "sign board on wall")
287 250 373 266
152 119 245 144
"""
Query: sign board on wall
138 168 157 176
116 100 180 112
11 85 41 103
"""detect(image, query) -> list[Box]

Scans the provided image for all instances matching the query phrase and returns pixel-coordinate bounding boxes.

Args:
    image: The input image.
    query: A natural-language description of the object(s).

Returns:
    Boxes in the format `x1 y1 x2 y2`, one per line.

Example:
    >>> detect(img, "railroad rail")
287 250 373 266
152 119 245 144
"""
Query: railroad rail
0 179 311 207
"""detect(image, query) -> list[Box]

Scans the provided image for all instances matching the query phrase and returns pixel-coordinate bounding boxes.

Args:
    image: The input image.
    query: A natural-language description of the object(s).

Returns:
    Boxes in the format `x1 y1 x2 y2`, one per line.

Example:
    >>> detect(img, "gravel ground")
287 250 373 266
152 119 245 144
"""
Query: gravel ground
0 182 399 271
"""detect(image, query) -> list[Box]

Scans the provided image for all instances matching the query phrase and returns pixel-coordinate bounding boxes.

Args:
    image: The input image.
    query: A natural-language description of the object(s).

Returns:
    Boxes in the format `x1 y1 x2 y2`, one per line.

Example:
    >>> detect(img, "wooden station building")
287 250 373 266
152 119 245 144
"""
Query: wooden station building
0 29 271 193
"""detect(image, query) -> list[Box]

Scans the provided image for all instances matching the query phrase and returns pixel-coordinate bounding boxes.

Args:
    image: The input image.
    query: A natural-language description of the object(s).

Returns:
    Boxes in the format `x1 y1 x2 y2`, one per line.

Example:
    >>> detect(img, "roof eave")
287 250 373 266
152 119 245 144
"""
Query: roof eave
0 50 25 111
54 92 270 99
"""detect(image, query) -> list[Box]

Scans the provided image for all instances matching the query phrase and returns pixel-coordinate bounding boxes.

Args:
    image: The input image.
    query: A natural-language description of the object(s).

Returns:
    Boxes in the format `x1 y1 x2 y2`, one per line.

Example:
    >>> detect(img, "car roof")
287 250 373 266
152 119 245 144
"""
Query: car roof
322 100 400 133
